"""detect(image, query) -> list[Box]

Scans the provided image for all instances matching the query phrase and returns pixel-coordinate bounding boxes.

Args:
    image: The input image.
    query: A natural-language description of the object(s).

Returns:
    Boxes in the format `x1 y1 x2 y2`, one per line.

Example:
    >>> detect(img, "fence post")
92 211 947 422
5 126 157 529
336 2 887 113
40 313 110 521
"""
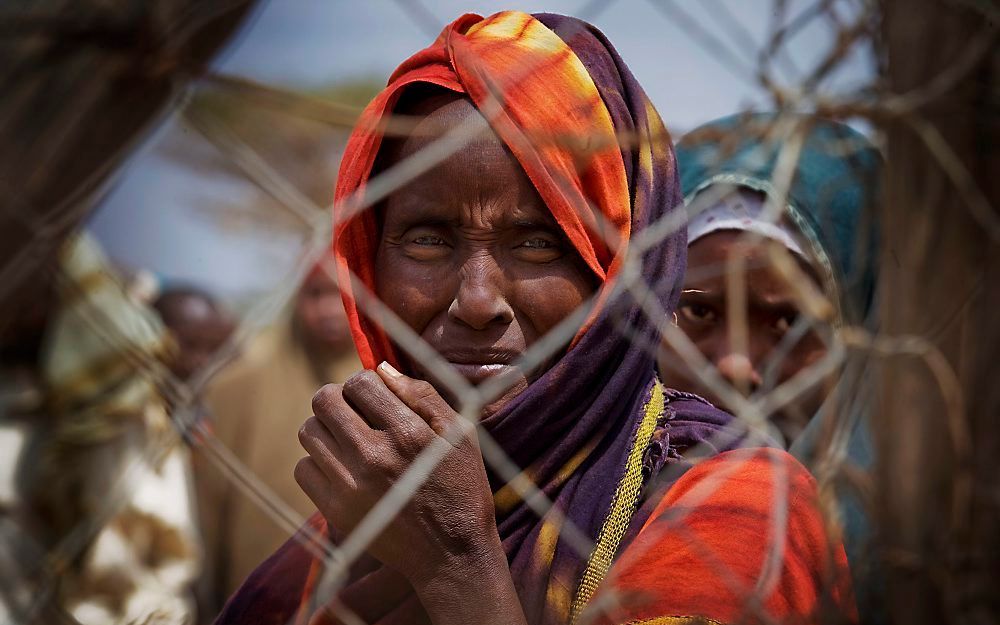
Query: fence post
877 1 998 622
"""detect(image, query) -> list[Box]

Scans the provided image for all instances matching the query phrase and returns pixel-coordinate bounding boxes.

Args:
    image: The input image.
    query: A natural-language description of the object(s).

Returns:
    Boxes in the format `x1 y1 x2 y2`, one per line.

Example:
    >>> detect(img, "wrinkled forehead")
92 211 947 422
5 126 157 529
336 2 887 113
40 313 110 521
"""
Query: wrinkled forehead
687 230 823 282
379 89 500 167
374 87 554 227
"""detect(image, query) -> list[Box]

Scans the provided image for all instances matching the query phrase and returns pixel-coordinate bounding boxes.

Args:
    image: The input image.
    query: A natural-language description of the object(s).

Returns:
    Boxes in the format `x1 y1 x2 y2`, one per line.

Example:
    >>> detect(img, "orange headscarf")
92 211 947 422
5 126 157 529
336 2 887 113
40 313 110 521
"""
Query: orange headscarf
331 11 631 369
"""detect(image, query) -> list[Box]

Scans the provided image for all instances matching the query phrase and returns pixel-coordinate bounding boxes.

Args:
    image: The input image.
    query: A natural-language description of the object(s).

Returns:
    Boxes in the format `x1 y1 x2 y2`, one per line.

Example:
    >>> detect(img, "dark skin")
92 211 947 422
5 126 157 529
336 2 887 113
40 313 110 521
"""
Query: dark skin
295 267 354 355
657 231 832 443
295 94 595 624
154 290 234 382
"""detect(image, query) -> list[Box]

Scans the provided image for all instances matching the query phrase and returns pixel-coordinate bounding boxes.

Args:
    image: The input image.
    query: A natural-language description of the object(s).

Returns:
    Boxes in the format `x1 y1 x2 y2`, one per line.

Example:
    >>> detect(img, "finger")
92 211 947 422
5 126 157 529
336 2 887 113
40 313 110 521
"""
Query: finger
294 457 343 521
298 416 347 482
311 383 370 446
375 361 462 439
341 369 428 434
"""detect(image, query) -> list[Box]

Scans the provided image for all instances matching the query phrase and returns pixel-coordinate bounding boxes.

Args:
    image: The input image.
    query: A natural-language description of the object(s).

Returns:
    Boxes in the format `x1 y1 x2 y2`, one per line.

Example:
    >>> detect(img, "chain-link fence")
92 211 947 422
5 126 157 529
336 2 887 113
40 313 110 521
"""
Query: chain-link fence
1 1 997 624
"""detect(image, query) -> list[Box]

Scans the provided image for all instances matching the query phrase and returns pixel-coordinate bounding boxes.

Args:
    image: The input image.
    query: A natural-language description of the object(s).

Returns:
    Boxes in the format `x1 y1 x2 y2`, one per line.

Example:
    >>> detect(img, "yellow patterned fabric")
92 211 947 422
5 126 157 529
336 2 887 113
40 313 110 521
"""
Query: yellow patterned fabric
622 617 726 625
570 380 665 622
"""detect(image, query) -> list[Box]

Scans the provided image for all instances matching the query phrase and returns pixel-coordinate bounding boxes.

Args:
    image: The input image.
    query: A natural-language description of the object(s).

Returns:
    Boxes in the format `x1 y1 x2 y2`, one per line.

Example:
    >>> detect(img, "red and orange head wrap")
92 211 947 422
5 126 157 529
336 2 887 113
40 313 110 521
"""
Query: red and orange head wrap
332 11 638 369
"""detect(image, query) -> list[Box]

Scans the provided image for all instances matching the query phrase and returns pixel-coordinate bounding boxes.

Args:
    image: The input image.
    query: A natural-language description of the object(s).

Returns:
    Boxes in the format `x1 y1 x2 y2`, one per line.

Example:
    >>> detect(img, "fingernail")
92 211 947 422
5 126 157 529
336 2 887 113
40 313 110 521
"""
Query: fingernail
378 361 401 378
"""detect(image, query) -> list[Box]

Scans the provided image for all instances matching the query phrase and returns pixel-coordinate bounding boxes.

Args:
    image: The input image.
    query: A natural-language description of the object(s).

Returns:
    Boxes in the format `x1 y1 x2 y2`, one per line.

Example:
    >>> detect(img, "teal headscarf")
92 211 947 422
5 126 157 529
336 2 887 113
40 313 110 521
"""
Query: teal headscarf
676 113 886 624
676 112 882 325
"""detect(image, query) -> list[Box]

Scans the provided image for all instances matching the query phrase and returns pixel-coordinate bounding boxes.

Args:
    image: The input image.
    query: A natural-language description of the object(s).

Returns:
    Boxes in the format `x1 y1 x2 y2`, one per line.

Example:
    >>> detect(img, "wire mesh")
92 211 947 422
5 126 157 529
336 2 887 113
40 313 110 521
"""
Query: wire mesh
1 1 996 624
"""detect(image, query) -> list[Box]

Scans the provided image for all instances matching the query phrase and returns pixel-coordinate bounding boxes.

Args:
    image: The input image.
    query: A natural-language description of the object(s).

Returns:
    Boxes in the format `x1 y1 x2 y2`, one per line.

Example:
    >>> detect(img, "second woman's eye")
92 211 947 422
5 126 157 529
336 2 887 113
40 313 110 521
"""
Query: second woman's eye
678 302 718 324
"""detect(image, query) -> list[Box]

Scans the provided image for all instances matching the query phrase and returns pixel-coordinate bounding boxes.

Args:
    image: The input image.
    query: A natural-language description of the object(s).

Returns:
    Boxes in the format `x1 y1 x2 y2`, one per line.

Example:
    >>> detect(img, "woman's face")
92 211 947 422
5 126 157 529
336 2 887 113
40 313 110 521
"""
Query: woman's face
375 96 596 415
657 230 831 442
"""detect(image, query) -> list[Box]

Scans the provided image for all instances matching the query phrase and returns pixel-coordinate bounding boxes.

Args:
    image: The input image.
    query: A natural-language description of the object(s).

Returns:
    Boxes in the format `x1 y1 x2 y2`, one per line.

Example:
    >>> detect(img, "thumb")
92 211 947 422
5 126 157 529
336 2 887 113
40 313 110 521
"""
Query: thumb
375 361 466 441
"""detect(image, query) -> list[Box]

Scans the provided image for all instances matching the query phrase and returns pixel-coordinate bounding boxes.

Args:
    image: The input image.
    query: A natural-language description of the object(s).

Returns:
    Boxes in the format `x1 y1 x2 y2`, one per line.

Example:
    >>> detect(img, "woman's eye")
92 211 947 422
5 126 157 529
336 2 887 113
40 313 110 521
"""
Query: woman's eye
513 236 563 262
401 230 451 261
519 237 557 249
412 234 447 246
679 303 717 324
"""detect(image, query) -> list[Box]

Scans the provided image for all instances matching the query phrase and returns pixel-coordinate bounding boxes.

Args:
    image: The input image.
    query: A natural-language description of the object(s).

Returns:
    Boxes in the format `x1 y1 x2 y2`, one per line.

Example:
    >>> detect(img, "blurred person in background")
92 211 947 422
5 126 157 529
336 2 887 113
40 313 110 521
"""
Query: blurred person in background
154 287 236 384
195 262 360 614
662 112 884 623
3 234 201 625
152 286 237 623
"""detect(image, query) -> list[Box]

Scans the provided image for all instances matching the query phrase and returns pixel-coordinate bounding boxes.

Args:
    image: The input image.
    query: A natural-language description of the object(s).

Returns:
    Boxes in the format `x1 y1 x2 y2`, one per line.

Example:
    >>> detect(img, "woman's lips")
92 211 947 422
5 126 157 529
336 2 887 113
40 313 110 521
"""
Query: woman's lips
448 362 513 384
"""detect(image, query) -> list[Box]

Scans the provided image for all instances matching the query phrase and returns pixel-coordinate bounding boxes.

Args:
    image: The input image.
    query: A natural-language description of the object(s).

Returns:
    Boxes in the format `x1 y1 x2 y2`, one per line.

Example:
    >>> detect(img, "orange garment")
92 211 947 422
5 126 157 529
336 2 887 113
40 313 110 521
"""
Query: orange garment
592 448 856 625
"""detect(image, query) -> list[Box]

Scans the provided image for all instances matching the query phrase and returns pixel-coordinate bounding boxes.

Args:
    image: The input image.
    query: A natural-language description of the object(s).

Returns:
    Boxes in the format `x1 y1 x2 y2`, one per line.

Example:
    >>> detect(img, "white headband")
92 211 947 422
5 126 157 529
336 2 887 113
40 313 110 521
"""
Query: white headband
687 189 806 259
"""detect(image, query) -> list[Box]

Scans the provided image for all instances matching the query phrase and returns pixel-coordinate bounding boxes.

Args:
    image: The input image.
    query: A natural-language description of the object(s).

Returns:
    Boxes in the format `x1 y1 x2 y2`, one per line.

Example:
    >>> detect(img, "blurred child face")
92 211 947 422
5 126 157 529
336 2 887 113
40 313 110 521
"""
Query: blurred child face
163 296 234 381
657 231 832 442
295 268 353 353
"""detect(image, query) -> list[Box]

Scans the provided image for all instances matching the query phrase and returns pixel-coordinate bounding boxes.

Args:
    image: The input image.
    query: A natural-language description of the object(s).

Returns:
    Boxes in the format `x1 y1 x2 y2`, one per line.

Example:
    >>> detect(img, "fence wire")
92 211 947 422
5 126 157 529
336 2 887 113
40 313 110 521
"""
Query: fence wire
0 1 995 625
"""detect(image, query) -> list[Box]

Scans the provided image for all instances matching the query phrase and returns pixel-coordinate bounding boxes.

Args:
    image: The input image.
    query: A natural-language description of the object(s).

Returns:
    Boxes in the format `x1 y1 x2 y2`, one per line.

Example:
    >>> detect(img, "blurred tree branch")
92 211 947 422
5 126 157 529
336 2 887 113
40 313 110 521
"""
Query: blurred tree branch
0 0 258 306
159 79 381 234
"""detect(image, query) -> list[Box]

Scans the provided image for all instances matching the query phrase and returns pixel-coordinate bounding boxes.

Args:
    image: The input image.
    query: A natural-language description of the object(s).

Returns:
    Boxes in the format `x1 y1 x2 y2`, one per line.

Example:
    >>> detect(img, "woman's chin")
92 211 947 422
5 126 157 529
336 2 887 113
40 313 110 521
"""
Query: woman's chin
479 381 530 418
415 364 530 420
449 375 531 419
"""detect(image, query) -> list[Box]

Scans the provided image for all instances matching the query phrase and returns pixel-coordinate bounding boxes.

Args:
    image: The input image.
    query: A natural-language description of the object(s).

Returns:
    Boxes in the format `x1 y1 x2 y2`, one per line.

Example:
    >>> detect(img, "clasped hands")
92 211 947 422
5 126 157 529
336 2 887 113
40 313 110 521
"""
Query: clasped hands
295 362 500 590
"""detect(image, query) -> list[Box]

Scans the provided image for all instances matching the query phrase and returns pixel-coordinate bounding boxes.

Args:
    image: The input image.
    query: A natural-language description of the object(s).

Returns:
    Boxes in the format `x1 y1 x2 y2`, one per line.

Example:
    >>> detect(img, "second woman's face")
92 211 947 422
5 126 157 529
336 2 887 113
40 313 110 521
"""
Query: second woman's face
375 96 596 415
657 230 831 443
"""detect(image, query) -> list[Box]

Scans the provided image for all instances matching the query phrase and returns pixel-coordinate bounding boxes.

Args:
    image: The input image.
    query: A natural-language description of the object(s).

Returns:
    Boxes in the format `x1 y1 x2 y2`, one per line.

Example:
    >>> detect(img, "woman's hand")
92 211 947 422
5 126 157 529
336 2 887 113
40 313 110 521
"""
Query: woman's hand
295 362 527 625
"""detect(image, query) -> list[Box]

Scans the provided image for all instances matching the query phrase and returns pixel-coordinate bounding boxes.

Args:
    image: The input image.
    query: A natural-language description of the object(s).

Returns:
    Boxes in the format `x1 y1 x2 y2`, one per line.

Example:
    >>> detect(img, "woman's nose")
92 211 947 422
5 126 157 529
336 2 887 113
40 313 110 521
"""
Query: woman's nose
715 352 763 395
448 257 514 330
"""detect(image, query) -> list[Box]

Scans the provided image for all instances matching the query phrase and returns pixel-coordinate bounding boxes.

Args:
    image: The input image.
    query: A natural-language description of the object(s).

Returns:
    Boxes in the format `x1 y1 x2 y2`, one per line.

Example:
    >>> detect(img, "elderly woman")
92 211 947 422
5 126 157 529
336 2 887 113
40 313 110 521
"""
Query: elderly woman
215 13 852 625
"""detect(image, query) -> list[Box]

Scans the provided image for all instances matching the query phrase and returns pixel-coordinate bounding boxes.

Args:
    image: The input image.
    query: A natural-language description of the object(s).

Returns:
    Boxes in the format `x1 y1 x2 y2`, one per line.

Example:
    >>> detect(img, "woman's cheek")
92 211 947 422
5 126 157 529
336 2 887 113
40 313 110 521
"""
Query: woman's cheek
514 270 592 336
782 340 829 385
377 256 455 332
